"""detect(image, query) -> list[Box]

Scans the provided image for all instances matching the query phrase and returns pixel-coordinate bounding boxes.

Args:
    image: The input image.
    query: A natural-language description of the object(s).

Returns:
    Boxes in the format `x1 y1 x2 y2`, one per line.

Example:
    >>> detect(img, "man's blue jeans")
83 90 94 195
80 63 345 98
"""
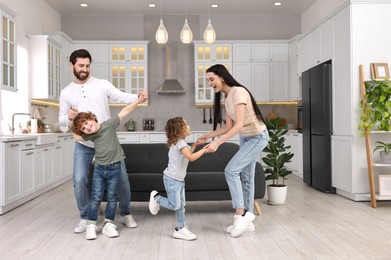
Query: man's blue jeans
73 142 132 220
225 130 269 213
88 161 121 221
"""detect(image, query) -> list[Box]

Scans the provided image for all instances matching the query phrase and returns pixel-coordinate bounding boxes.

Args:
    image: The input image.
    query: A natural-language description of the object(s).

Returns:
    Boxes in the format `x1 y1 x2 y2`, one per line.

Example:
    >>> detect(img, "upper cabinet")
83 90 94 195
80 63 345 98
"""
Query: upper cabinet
298 19 333 74
30 35 61 100
109 42 148 96
74 42 110 80
289 38 301 100
194 42 232 104
232 41 289 102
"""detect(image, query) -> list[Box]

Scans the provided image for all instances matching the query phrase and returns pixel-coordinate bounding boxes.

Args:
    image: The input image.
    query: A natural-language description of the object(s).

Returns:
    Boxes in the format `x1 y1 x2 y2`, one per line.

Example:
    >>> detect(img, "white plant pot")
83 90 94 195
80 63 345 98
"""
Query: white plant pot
380 151 391 164
267 185 287 205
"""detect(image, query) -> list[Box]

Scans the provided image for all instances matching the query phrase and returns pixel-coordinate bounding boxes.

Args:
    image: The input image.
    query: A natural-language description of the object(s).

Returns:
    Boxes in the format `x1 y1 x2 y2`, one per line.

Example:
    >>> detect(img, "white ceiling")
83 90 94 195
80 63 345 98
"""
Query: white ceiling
43 0 317 16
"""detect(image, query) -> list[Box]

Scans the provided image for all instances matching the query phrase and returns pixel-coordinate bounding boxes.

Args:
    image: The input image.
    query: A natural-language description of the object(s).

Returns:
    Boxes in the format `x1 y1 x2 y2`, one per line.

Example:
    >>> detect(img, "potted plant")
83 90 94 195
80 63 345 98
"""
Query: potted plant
374 141 391 164
262 117 294 205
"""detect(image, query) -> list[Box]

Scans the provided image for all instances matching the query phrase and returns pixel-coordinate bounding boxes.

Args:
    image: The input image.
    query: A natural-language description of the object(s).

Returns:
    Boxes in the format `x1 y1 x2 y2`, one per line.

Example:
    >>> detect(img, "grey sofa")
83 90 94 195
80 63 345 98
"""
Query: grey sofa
89 142 265 214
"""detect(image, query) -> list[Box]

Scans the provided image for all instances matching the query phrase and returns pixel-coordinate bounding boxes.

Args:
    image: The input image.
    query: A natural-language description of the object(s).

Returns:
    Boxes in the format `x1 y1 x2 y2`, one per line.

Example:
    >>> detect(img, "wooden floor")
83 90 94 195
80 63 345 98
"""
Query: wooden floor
1 175 391 260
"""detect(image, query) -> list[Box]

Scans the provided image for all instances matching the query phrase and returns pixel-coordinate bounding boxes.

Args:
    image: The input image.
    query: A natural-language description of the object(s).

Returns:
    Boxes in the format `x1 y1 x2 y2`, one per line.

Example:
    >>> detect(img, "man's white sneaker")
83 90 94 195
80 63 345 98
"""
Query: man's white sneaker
172 226 197 241
102 222 119 238
120 214 138 228
226 222 255 234
74 219 88 233
149 190 160 215
85 224 97 240
230 212 256 238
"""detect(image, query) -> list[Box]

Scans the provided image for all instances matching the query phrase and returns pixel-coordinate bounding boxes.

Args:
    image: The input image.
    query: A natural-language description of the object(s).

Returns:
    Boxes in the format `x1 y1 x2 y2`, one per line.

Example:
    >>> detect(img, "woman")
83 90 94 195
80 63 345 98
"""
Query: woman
198 64 269 238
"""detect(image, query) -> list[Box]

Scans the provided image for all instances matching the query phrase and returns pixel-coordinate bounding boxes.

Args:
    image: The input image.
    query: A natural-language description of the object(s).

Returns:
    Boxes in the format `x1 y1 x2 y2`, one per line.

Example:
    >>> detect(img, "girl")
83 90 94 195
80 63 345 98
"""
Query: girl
198 64 269 238
149 117 206 241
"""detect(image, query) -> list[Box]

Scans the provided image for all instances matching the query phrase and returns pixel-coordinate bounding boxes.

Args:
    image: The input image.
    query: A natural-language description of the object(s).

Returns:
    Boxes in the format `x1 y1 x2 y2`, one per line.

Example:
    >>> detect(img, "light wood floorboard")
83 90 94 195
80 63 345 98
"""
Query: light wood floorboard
1 175 391 260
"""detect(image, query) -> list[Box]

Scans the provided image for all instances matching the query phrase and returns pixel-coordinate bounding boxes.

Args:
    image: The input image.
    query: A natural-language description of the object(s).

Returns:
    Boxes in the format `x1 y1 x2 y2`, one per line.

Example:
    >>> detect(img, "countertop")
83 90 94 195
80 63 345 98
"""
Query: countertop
0 132 73 142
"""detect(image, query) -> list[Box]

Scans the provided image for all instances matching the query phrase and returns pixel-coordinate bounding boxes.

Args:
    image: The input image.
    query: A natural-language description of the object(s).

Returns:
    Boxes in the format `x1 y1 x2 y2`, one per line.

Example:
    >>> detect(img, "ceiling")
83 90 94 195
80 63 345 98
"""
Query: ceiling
43 0 317 16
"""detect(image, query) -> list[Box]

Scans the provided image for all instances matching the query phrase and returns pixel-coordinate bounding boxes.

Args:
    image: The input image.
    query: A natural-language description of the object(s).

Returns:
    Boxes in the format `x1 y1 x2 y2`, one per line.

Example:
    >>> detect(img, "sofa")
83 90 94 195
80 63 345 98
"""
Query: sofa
89 142 265 214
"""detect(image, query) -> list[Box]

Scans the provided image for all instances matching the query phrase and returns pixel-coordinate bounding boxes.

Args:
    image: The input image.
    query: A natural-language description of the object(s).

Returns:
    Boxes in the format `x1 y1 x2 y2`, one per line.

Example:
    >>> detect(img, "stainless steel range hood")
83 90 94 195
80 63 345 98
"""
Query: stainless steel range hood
157 44 185 95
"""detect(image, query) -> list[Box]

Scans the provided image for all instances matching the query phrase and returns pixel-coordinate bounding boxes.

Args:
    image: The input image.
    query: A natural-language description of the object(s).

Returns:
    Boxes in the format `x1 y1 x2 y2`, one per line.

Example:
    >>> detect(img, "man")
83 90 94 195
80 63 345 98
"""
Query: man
59 49 147 233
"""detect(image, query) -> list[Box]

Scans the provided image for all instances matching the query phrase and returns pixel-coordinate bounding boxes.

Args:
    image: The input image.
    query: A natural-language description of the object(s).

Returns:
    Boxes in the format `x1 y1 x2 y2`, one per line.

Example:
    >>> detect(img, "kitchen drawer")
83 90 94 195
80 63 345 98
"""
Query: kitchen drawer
117 133 140 144
149 133 167 143
21 140 35 150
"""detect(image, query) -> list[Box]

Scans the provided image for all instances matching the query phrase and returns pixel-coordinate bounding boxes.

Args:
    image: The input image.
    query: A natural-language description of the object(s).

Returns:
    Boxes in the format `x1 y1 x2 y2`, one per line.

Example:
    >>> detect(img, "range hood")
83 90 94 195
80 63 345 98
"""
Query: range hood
157 44 185 95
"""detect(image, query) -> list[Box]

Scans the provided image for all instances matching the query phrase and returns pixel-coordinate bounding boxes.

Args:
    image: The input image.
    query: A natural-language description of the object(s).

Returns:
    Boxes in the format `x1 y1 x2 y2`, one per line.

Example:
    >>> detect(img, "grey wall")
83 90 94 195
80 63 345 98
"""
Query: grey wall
59 14 301 131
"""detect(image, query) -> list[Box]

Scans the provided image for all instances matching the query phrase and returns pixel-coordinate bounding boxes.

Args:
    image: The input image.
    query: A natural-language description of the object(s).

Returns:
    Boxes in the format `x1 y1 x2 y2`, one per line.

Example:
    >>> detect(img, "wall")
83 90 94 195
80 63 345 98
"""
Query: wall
0 0 61 134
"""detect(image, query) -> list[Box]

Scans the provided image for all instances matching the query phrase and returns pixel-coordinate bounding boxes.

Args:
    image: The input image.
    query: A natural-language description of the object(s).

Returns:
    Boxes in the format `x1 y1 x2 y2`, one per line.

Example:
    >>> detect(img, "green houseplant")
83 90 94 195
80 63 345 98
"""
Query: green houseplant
262 117 294 205
373 141 391 164
358 80 391 136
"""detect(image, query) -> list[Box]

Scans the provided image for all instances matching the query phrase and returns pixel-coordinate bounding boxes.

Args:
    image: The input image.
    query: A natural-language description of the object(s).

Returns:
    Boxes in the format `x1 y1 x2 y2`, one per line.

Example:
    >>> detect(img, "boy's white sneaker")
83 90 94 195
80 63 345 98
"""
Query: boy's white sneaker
172 226 197 241
149 190 160 215
74 219 88 233
102 222 119 238
120 214 138 228
85 224 97 240
230 212 256 238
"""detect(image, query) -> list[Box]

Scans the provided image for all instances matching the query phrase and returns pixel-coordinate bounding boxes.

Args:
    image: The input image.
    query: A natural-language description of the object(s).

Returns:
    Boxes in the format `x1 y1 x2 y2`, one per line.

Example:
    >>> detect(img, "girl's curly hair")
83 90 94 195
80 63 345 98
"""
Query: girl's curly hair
165 117 187 147
71 111 97 136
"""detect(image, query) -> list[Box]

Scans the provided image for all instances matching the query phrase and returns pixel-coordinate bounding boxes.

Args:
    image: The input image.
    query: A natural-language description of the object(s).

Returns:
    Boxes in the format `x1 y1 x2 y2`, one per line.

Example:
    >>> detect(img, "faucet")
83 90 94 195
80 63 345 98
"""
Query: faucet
10 113 31 134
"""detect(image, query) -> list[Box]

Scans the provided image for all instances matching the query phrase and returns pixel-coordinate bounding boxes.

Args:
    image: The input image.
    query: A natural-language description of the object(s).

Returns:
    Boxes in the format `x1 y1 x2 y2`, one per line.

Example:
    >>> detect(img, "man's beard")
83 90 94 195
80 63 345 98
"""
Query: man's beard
73 69 89 81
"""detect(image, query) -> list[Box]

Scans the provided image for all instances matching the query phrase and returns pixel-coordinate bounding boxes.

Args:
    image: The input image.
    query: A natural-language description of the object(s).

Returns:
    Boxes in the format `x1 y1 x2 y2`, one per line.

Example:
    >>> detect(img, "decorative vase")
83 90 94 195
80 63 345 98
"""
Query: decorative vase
267 185 287 205
380 151 391 164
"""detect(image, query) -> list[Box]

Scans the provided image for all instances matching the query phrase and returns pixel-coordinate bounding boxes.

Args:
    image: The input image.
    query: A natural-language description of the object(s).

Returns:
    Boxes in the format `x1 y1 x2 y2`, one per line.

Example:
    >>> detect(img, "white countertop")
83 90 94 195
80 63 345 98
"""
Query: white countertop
1 132 73 142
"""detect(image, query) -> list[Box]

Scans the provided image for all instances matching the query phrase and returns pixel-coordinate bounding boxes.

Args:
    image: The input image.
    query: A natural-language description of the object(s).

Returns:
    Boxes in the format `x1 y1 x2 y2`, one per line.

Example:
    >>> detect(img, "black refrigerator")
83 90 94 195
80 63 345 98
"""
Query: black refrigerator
302 60 335 193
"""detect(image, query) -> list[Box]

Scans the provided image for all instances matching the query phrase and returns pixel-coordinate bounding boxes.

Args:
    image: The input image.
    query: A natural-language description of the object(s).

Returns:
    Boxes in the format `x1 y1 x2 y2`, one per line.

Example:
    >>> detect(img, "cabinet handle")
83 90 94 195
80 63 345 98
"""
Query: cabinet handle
56 146 61 149
26 143 33 147
26 152 34 155
10 144 19 147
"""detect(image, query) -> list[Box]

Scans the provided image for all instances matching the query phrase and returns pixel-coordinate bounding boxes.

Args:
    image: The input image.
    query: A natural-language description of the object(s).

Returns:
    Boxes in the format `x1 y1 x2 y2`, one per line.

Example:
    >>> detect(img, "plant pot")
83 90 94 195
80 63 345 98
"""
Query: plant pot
267 184 287 205
380 151 391 164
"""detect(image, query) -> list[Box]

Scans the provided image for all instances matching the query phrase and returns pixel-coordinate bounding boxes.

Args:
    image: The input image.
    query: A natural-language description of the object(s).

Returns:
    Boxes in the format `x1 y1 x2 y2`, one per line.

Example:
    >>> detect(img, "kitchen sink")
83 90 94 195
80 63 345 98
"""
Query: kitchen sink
31 133 57 145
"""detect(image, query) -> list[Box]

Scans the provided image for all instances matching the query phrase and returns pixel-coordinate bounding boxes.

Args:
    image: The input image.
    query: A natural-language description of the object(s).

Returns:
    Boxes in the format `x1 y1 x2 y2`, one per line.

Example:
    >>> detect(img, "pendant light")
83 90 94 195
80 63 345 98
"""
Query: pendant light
155 0 168 44
180 0 193 44
203 0 216 44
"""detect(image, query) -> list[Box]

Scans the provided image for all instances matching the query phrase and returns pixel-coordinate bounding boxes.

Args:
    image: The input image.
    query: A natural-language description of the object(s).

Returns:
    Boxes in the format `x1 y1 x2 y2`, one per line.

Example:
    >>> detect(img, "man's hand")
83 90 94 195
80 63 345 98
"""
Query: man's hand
68 107 78 121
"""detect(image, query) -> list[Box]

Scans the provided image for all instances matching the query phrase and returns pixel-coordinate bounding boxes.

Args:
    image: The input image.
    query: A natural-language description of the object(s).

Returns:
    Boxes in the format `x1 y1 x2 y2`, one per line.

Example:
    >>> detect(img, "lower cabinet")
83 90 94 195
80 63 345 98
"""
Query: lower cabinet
285 132 303 178
0 135 74 215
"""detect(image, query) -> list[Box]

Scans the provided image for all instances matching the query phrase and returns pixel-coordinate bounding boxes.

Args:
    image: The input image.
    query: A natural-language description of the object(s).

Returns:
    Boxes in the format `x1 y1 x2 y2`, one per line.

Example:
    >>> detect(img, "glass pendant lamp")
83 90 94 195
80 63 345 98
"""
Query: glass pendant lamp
203 0 216 44
155 0 168 44
180 0 193 44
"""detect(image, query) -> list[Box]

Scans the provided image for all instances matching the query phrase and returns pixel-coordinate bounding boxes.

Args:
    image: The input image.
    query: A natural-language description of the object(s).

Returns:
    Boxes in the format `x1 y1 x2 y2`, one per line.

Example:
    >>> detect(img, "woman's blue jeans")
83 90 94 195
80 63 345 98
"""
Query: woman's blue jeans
156 175 186 229
225 130 269 213
73 142 132 220
88 161 121 221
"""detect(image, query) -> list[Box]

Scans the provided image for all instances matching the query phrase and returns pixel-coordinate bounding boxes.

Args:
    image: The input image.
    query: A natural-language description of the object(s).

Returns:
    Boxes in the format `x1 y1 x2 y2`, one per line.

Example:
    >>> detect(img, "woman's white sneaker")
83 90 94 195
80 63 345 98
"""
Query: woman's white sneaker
120 214 138 228
149 190 160 215
172 226 197 241
226 222 255 234
230 212 256 238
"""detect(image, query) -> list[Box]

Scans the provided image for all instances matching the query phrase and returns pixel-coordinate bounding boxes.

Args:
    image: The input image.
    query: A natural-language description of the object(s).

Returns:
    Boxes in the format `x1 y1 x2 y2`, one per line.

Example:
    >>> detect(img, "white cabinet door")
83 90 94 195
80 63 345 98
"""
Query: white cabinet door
233 43 251 62
270 43 289 61
34 148 45 190
270 62 289 101
298 36 311 74
53 144 62 181
3 142 21 205
30 35 62 100
74 43 109 62
21 149 35 196
43 146 54 185
252 62 270 102
332 135 353 192
285 133 295 171
194 43 232 63
252 44 270 61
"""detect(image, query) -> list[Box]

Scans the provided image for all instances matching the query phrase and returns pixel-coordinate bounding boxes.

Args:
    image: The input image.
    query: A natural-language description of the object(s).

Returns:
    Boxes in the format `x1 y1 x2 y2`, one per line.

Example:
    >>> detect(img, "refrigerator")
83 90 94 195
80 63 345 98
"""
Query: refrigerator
302 60 335 193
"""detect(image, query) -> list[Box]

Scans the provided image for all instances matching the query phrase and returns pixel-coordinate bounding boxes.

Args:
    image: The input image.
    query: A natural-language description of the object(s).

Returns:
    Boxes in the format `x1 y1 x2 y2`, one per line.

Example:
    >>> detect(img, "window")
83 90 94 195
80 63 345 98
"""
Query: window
0 4 16 91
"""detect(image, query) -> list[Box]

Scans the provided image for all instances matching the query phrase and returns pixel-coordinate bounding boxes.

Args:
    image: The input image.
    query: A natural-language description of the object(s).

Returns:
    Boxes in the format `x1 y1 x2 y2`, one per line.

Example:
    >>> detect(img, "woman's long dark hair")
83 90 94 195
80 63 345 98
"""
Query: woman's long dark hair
206 64 265 130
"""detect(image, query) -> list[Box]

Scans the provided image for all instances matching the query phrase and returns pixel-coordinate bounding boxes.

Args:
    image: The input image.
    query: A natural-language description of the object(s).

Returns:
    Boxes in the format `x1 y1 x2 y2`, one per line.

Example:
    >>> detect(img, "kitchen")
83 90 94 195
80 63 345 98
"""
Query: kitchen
1 0 391 214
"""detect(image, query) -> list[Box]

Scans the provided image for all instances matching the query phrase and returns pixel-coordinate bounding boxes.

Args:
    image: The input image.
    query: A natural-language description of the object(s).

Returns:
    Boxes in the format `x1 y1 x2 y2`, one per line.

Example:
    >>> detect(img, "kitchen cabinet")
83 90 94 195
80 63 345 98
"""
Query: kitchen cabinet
285 132 303 178
30 35 62 100
298 19 333 74
232 42 289 102
74 42 110 80
194 41 232 104
109 42 148 96
194 63 232 104
50 32 74 89
0 134 73 214
1 142 21 206
289 38 301 100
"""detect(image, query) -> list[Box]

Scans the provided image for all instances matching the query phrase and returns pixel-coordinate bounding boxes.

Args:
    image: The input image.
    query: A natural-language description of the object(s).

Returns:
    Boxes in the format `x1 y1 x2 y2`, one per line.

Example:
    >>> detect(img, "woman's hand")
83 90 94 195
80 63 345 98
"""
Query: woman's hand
197 134 209 144
204 141 220 153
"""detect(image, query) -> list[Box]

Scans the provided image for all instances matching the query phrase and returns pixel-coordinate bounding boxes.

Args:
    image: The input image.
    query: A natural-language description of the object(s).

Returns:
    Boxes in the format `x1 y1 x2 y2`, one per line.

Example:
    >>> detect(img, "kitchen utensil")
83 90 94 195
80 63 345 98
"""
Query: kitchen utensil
125 119 136 131
203 108 206 123
209 108 213 124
